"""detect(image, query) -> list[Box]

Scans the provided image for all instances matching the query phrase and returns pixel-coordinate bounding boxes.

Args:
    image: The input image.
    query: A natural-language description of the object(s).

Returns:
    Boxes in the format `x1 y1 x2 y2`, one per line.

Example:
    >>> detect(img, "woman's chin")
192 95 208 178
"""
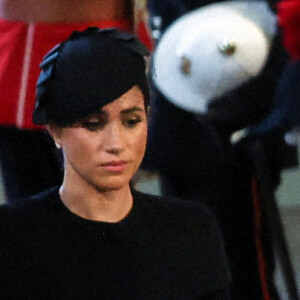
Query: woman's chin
92 178 131 193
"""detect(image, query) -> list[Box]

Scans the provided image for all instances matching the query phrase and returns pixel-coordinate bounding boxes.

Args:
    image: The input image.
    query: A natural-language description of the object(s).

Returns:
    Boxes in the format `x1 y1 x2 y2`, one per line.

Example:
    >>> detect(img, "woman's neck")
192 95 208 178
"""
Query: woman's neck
59 177 133 223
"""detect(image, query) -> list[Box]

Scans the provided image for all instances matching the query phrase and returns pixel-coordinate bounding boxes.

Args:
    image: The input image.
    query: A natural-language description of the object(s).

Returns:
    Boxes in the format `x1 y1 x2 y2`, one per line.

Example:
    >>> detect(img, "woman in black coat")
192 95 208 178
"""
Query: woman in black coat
0 27 230 299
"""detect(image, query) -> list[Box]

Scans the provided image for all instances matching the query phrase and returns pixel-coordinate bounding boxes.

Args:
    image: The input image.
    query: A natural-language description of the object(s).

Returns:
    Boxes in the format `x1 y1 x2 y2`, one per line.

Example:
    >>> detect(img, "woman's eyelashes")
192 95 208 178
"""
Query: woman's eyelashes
81 115 144 131
123 116 143 128
82 121 105 131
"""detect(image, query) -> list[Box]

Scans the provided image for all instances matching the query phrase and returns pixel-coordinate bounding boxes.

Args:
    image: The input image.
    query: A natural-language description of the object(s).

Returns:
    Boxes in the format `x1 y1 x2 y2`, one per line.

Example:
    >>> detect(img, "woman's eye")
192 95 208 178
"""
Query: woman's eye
82 122 105 131
124 118 142 128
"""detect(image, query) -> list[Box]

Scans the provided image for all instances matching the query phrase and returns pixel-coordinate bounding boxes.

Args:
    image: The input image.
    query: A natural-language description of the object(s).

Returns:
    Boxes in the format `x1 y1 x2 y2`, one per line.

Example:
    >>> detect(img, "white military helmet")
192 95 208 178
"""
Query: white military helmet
152 0 277 113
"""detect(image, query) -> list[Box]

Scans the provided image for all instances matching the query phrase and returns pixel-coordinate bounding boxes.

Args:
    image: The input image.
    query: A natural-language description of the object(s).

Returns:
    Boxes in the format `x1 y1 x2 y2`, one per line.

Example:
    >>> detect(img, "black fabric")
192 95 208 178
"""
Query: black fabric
0 187 230 299
0 127 63 202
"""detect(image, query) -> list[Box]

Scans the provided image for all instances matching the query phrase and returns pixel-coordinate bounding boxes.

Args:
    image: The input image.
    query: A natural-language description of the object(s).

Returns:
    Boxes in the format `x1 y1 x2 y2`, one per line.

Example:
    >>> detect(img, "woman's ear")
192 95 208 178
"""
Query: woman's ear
46 123 62 149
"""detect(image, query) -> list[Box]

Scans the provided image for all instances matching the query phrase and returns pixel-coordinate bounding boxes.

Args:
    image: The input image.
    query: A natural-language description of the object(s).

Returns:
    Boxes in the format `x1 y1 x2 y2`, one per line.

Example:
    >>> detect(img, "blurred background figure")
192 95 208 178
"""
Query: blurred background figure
278 0 300 148
0 0 151 202
142 0 299 299
231 0 300 147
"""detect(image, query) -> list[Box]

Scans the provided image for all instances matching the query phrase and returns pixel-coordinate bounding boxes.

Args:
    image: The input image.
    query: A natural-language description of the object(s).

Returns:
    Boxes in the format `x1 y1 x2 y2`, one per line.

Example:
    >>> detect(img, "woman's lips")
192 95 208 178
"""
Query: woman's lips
100 161 128 172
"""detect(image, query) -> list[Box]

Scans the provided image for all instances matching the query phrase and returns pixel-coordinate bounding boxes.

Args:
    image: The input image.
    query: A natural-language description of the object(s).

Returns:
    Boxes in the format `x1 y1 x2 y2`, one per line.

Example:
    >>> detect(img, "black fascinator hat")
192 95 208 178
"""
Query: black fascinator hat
33 27 150 126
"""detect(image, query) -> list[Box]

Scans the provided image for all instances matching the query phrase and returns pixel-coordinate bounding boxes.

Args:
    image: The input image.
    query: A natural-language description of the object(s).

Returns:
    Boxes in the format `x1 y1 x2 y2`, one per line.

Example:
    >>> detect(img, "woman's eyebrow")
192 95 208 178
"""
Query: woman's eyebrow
121 107 145 114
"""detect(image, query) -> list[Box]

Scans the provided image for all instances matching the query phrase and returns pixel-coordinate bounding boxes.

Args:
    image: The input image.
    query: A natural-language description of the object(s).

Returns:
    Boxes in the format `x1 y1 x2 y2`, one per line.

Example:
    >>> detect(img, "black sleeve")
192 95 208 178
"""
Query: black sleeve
198 289 231 300
168 200 231 298
193 210 231 299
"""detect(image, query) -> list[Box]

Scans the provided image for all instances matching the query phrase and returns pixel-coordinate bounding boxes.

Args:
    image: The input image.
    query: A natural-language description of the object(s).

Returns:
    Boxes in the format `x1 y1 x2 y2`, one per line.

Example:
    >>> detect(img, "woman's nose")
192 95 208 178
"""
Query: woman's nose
104 123 125 154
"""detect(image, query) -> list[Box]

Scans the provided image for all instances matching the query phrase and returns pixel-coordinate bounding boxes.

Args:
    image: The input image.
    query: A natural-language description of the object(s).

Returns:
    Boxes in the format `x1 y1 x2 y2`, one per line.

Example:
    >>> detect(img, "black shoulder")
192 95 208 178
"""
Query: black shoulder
133 189 216 224
132 190 231 294
0 186 59 230
133 190 224 252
